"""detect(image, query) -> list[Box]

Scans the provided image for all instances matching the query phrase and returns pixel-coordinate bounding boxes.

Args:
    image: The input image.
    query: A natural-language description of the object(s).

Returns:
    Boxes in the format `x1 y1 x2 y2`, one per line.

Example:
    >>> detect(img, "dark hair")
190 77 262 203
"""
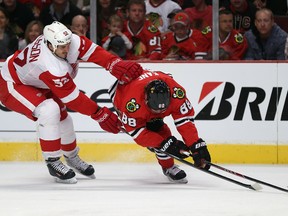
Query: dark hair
127 0 146 12
219 9 233 16
0 6 9 20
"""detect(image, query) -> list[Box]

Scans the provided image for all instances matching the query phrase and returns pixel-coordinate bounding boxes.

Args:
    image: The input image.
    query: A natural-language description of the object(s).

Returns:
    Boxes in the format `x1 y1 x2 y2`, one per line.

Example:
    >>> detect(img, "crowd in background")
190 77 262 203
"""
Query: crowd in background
1 0 288 61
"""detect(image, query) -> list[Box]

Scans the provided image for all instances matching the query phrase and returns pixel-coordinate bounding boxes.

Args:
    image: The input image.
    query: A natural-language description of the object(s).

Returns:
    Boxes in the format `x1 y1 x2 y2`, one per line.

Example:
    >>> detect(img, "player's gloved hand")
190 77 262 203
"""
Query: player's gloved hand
107 59 143 83
91 107 121 134
158 136 189 159
189 138 211 170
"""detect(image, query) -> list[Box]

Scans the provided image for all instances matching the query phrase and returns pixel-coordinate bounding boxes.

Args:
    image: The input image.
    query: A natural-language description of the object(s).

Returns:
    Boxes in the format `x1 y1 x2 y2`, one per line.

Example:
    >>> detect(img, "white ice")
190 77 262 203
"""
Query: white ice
0 162 287 216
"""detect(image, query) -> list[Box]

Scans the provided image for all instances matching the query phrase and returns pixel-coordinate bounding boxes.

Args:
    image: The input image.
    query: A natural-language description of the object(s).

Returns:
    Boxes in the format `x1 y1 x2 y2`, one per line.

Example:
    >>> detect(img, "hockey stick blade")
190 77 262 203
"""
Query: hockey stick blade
205 161 288 193
157 149 262 191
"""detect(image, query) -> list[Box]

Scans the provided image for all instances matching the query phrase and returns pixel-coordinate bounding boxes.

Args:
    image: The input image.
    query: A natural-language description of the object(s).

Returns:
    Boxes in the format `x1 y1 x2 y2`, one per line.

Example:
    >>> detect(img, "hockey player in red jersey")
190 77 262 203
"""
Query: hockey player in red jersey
0 21 143 184
109 70 211 183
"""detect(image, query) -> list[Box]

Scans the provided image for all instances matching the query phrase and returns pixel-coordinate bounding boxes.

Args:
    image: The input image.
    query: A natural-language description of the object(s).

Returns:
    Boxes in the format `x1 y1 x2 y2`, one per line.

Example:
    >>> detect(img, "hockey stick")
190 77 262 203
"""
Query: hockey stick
157 149 262 191
180 151 288 193
205 161 288 193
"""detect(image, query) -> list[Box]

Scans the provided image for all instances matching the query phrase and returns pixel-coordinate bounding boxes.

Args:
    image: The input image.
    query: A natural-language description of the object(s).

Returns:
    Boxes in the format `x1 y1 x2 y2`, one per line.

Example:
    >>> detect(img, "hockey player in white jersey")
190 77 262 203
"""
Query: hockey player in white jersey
0 21 143 184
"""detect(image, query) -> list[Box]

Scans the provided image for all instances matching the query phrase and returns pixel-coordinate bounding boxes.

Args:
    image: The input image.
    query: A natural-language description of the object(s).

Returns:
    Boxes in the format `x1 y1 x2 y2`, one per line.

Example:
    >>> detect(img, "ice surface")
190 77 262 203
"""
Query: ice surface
0 162 287 216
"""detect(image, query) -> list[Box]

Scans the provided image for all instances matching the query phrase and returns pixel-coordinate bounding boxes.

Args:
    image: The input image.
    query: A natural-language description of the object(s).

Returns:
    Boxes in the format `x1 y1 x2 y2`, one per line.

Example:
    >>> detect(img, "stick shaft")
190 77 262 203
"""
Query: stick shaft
158 149 258 191
206 161 288 193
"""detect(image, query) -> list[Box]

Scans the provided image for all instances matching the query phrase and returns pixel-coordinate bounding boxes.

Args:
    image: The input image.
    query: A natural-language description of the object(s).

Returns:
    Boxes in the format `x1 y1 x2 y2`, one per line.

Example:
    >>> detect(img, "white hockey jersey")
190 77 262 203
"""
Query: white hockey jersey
0 34 119 115
145 0 181 33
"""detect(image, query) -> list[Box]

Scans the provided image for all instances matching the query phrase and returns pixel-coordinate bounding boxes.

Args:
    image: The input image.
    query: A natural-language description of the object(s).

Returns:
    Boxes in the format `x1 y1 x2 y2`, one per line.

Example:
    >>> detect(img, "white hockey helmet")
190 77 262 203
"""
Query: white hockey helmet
43 21 72 52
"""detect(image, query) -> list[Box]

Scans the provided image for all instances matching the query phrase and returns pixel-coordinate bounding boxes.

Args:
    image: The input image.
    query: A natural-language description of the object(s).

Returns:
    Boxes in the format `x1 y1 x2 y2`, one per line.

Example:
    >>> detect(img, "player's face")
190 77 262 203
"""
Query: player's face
54 43 71 59
128 4 145 23
255 11 274 37
219 14 233 34
172 23 189 39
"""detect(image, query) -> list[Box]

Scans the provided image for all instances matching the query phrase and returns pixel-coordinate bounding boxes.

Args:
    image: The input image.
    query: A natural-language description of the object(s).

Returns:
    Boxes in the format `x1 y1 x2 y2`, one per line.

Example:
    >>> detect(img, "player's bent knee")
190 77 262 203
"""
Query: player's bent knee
34 99 61 125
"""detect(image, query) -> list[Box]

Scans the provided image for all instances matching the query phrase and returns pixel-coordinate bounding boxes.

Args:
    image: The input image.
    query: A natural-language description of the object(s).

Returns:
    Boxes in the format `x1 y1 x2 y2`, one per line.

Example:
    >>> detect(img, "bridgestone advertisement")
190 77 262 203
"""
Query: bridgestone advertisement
0 62 287 145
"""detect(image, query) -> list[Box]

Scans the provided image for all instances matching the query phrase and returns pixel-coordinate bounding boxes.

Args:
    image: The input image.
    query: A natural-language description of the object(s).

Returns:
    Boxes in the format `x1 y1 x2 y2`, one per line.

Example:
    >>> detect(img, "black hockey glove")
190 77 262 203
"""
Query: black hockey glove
158 136 189 159
189 138 211 170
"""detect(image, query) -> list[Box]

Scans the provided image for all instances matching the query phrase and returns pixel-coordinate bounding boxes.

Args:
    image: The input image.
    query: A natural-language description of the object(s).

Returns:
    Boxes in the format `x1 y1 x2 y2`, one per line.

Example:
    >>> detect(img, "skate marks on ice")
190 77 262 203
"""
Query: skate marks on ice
0 162 287 216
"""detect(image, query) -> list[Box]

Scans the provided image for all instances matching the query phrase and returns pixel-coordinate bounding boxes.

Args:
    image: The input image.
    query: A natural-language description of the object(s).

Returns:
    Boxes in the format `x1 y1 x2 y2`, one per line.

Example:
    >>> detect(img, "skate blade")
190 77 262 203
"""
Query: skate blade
167 176 188 184
70 168 96 179
55 177 77 184
87 174 96 179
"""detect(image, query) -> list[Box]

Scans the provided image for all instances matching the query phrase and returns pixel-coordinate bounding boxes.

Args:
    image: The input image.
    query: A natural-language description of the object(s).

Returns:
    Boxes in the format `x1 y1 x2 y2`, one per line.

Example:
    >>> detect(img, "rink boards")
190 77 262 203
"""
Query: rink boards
0 61 287 163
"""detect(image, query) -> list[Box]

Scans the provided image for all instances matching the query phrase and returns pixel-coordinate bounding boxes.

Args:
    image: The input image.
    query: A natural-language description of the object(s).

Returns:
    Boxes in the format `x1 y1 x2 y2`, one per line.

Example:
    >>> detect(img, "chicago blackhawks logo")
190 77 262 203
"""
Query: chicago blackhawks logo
172 87 185 99
148 25 158 33
235 33 244 43
201 26 212 35
126 98 140 113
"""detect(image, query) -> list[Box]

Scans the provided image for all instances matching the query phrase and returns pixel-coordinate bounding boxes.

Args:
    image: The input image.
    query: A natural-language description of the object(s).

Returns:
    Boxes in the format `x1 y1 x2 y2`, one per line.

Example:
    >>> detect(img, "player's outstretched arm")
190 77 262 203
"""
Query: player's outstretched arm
91 107 121 134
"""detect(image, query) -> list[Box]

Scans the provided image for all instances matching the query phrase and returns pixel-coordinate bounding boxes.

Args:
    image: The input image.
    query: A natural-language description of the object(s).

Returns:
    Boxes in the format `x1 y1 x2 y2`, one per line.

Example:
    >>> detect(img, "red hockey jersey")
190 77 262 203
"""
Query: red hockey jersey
110 71 200 147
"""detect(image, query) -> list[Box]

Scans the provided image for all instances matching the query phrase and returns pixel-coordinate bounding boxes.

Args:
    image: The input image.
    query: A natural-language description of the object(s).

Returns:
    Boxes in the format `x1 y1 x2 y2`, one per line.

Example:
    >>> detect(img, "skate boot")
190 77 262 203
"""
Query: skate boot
46 157 77 184
162 164 188 184
65 155 95 179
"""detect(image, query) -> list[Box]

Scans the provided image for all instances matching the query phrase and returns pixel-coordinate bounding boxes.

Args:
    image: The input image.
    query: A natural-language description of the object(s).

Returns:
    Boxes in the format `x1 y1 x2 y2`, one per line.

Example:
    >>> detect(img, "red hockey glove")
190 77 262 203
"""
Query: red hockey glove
107 59 143 83
91 107 121 134
189 139 211 170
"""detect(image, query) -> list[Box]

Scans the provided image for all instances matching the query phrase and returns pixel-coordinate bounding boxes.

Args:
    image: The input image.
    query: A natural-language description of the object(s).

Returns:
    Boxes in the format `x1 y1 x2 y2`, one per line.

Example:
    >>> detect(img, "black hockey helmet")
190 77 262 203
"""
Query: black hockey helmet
145 80 170 113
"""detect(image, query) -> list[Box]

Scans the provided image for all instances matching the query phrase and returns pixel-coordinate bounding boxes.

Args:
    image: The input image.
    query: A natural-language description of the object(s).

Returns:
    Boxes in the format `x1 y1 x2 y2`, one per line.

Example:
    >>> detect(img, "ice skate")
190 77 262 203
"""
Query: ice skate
163 164 188 184
65 155 95 179
46 157 77 184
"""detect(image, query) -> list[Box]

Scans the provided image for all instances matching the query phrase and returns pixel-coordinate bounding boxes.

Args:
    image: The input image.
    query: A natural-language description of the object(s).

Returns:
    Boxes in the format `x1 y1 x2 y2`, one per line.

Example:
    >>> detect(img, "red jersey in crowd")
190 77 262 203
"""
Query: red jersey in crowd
161 28 210 60
123 20 162 60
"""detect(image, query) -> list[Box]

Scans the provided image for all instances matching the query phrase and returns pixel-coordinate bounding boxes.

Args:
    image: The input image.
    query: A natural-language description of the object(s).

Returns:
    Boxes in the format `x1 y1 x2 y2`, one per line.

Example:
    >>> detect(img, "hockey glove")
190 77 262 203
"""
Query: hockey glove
158 136 189 159
107 59 143 84
189 139 211 170
91 107 121 134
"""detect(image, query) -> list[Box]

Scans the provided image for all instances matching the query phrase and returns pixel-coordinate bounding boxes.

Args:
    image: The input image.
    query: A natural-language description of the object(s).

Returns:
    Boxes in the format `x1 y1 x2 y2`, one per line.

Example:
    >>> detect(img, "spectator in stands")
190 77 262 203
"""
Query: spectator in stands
166 8 183 32
70 14 88 37
220 0 258 34
39 0 82 27
0 6 18 60
97 0 125 45
184 0 213 30
102 14 132 59
255 0 288 15
18 20 43 50
19 0 52 19
0 0 35 39
71 0 90 15
244 8 287 60
145 0 182 34
124 0 162 60
217 9 248 60
161 11 210 60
